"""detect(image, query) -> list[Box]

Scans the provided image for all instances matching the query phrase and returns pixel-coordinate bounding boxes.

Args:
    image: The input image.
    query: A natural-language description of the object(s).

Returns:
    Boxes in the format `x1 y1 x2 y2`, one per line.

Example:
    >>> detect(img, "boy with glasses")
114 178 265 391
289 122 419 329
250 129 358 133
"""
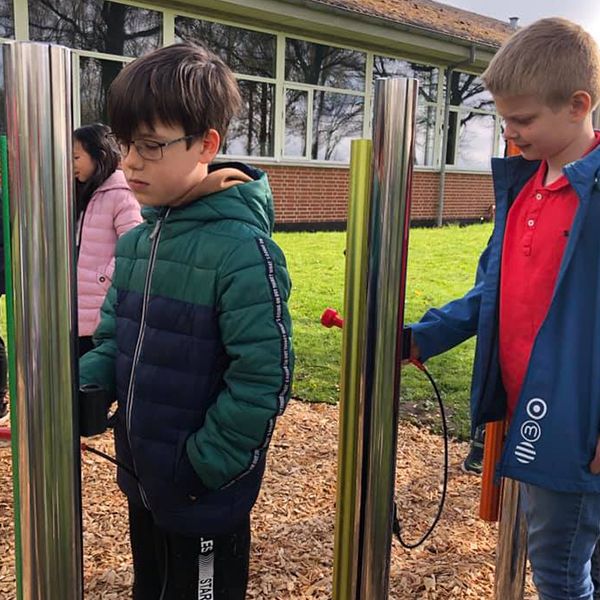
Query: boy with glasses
80 42 294 600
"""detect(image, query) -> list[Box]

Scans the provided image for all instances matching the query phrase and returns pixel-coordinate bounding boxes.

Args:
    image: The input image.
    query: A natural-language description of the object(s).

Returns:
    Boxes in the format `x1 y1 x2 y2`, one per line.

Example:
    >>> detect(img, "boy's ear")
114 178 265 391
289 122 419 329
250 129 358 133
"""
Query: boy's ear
569 91 593 121
198 129 220 163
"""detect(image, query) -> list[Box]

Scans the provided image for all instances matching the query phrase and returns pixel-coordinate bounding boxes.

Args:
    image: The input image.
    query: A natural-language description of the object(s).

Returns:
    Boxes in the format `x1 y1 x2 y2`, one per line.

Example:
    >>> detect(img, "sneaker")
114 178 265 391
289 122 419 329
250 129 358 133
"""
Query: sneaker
462 441 484 475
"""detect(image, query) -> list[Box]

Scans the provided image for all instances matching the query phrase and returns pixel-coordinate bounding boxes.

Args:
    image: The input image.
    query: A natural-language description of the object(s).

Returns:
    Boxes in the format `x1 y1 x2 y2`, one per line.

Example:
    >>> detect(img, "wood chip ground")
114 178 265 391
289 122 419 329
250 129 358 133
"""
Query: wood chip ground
0 400 537 599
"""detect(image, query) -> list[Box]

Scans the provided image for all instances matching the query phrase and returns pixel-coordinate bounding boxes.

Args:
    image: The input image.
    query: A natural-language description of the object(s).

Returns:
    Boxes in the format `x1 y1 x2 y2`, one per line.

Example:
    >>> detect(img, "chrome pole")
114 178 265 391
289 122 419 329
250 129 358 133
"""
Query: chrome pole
495 479 527 599
4 42 82 600
359 77 417 599
332 77 417 599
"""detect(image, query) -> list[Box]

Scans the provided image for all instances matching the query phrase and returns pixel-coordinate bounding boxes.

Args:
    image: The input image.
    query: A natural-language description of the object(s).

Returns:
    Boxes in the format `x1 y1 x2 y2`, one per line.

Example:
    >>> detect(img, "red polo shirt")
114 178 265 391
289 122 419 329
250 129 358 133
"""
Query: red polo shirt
499 133 600 417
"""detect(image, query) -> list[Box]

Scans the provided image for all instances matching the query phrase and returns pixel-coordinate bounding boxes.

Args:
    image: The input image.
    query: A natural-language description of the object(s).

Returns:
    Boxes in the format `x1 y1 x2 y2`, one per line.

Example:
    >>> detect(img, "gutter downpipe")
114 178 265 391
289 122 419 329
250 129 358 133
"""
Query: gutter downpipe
436 45 476 227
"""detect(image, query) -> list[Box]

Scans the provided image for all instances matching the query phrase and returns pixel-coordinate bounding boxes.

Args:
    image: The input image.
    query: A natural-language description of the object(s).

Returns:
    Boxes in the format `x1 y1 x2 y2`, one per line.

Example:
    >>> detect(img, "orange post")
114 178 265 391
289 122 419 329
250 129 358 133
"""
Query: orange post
478 138 520 522
505 140 520 157
479 421 506 521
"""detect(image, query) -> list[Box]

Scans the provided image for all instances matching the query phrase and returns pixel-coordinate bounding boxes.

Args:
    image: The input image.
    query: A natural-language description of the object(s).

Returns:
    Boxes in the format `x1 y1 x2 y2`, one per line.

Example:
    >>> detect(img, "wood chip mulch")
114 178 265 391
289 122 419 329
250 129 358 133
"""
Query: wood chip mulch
0 400 536 599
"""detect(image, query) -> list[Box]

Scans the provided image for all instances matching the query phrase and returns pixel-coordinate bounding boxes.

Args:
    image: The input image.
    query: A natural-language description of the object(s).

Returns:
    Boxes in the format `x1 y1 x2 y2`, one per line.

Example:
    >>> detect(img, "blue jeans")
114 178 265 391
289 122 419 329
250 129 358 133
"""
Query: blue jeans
520 483 600 599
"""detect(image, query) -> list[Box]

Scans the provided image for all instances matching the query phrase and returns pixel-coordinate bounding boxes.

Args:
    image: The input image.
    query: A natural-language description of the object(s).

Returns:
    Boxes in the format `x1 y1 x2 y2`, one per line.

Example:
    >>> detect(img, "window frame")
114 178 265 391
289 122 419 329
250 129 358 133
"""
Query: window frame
444 69 502 173
7 0 499 172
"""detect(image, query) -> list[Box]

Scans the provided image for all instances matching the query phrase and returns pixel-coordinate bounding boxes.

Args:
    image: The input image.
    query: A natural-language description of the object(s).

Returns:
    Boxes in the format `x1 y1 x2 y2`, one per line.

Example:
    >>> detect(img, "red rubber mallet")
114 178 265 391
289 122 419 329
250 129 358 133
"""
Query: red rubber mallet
321 308 344 329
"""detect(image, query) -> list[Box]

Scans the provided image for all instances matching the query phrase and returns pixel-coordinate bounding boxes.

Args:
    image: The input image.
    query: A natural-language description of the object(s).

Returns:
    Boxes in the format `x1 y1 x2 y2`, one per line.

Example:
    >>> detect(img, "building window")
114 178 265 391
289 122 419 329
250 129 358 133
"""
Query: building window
224 80 275 157
16 4 499 170
455 112 497 168
284 89 308 157
0 0 14 39
175 16 276 157
175 16 275 77
373 57 440 166
311 91 363 161
79 56 125 124
28 0 162 57
445 71 498 170
285 39 365 91
284 38 365 161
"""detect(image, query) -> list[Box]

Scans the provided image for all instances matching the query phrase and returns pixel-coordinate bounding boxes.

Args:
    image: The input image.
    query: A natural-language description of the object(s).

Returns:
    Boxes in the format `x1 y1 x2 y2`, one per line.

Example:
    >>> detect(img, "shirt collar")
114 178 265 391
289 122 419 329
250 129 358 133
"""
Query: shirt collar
535 132 600 193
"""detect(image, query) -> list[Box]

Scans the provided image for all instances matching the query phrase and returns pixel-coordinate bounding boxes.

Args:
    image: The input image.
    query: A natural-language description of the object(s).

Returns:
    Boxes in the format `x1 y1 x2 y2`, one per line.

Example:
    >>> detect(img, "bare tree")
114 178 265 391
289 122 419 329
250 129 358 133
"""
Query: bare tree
28 0 161 123
176 17 276 155
286 39 365 159
445 72 496 164
373 56 439 103
312 91 363 160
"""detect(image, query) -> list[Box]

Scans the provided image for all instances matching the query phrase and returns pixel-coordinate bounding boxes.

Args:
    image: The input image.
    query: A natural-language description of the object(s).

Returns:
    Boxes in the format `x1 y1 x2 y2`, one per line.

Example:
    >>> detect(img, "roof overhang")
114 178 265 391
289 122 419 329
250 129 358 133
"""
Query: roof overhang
162 0 498 69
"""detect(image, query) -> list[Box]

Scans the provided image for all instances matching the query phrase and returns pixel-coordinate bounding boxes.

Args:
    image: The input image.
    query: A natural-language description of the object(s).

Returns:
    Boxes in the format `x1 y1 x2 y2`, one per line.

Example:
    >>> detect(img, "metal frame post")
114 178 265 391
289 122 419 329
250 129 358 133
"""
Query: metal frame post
495 479 527 599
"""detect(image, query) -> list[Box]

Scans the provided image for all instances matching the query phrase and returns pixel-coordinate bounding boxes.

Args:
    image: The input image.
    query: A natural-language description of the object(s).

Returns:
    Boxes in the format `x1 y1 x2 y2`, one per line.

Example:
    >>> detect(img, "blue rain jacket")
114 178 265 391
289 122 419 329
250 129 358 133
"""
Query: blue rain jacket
411 143 600 492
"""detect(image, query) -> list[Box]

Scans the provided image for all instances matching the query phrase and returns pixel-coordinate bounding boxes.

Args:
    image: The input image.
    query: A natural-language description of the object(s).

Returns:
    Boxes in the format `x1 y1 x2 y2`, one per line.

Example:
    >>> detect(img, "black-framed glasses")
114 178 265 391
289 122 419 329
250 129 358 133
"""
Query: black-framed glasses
116 133 203 161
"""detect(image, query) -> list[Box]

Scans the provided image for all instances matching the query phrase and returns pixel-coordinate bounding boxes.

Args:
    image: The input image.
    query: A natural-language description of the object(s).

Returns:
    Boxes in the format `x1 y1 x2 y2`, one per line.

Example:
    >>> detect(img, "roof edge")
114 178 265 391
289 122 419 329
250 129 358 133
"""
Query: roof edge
281 0 504 52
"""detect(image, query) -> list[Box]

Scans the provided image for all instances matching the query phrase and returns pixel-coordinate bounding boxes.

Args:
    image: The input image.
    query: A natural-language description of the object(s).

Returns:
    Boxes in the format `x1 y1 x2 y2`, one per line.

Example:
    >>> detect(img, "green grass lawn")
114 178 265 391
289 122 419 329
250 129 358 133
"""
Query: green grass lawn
0 224 490 440
274 223 493 440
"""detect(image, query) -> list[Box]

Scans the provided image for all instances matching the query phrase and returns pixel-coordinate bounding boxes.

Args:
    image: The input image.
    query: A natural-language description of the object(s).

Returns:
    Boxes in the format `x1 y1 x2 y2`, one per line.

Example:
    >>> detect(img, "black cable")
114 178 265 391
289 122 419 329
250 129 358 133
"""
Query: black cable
82 358 448 549
394 360 449 549
83 444 139 481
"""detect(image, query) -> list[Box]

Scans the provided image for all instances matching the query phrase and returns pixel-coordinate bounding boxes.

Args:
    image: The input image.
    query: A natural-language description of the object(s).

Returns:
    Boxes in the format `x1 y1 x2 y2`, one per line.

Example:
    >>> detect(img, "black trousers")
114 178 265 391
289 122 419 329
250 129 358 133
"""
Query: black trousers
128 501 250 600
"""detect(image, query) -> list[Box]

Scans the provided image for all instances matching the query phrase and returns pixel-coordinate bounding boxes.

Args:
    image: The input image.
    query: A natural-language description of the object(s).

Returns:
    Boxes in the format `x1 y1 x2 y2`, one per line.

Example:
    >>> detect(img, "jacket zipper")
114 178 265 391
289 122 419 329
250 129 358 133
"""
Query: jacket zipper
76 201 90 262
125 209 170 508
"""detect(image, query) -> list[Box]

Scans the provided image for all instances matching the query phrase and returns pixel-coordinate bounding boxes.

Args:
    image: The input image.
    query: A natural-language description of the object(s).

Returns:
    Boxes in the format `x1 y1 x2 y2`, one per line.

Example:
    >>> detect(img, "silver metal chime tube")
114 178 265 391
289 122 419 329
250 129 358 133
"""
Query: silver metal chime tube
4 41 83 599
333 77 418 599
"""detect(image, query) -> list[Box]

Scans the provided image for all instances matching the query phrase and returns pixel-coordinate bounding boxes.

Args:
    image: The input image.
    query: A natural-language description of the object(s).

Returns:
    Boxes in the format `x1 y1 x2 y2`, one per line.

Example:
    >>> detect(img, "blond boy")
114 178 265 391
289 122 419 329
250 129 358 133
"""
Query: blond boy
409 18 600 598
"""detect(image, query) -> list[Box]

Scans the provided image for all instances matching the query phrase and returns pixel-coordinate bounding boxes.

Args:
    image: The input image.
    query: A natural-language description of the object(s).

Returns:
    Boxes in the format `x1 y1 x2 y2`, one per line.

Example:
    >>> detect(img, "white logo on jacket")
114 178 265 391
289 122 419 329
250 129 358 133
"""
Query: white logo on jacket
514 398 548 464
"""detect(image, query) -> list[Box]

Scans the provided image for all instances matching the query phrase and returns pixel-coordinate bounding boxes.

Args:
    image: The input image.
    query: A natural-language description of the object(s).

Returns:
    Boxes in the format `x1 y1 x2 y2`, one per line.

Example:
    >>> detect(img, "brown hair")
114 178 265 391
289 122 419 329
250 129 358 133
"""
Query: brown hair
482 17 600 109
108 42 242 147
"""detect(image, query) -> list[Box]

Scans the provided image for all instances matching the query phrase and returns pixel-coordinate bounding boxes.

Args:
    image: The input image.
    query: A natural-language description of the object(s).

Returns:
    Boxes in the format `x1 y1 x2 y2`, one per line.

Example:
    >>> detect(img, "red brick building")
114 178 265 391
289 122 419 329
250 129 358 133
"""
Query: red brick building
9 0 519 227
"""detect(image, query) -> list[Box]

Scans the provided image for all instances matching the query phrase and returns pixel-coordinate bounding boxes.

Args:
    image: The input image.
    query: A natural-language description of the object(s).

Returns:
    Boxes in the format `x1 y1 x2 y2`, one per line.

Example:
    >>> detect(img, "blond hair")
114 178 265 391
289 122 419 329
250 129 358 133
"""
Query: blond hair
482 17 600 109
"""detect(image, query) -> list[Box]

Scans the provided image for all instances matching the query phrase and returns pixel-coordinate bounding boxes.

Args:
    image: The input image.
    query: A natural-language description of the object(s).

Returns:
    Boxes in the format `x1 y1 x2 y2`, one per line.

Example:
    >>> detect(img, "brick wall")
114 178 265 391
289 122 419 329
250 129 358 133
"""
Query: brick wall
256 163 495 227
411 171 495 223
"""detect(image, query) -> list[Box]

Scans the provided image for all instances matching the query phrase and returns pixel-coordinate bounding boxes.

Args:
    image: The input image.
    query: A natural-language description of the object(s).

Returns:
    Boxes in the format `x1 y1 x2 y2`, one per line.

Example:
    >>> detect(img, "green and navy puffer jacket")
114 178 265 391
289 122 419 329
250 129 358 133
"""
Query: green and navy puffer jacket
80 162 294 536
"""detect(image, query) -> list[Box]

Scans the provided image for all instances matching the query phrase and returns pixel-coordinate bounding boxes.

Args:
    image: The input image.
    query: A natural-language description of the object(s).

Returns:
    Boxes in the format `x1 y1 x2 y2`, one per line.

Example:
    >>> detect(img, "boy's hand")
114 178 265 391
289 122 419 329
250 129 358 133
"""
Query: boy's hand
401 338 421 365
590 436 600 474
410 339 421 361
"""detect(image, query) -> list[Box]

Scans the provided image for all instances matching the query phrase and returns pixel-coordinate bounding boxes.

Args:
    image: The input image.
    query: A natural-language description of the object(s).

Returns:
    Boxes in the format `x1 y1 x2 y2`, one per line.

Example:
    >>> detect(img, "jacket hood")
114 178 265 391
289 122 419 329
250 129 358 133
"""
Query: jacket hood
563 137 600 199
96 169 131 193
141 162 275 235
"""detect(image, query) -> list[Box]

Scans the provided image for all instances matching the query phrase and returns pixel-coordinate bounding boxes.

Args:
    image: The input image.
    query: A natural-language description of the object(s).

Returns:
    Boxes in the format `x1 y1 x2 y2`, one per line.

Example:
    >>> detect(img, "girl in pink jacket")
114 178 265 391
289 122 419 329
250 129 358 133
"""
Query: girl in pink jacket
74 123 142 357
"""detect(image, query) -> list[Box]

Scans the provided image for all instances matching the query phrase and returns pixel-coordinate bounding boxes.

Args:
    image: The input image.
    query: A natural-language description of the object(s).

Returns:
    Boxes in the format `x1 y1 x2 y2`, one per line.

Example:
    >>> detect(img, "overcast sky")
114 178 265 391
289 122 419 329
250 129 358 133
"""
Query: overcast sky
442 0 600 41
